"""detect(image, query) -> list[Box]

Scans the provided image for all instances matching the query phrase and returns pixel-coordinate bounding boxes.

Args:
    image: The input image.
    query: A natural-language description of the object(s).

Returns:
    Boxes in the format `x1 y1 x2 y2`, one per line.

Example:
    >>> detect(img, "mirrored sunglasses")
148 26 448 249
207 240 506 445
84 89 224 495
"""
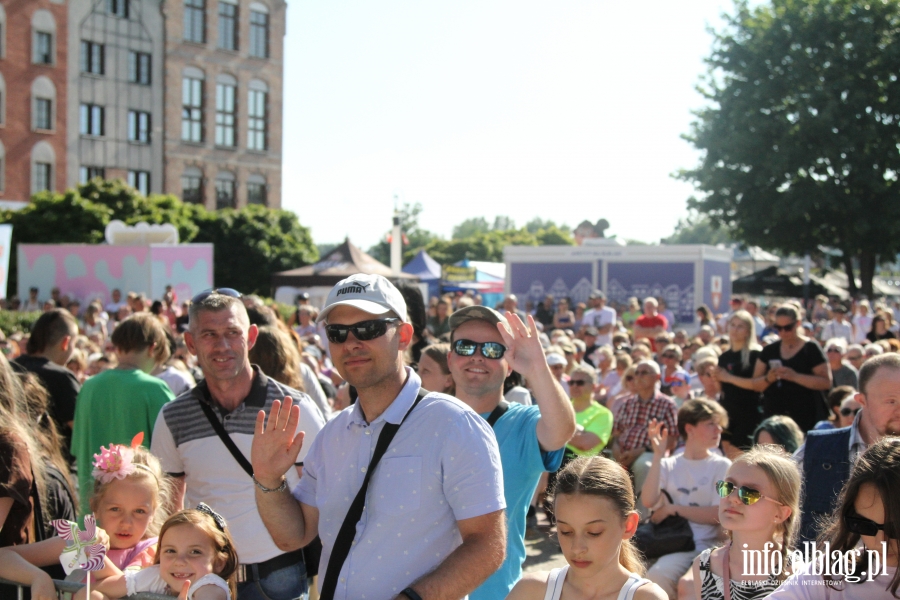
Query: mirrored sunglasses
453 339 507 359
325 318 399 344
715 480 783 506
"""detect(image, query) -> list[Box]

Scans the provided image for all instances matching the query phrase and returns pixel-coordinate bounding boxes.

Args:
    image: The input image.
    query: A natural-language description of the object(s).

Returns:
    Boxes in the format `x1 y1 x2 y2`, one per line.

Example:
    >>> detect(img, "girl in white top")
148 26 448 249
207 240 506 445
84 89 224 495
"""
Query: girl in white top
507 456 667 600
89 504 237 600
766 437 900 600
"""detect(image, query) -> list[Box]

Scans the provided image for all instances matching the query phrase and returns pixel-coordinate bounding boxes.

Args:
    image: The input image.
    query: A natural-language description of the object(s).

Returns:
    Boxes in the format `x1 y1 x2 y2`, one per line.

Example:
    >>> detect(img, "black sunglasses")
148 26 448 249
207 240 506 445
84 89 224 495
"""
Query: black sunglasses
715 480 783 506
453 339 507 359
325 318 399 344
840 407 862 417
569 380 591 387
846 513 899 539
191 288 242 304
773 322 797 332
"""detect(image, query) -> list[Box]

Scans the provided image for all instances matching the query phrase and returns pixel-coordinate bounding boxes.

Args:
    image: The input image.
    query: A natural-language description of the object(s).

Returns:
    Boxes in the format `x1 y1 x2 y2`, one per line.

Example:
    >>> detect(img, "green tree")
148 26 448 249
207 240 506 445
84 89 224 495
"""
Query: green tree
451 217 491 240
424 226 573 264
661 212 734 245
681 0 900 297
193 205 318 295
524 217 570 234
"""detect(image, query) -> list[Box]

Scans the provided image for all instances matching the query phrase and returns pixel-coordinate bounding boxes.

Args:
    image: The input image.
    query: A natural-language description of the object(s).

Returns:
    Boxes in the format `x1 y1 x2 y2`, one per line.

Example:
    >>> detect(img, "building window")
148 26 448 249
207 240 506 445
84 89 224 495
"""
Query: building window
34 98 52 130
81 41 104 75
215 82 236 147
249 10 268 58
182 170 203 203
128 110 151 143
80 104 105 136
128 51 151 85
215 176 235 209
79 166 105 183
184 0 206 43
218 2 237 51
247 181 266 205
182 77 204 142
107 0 129 18
248 89 267 151
128 170 150 195
34 162 51 192
34 31 53 64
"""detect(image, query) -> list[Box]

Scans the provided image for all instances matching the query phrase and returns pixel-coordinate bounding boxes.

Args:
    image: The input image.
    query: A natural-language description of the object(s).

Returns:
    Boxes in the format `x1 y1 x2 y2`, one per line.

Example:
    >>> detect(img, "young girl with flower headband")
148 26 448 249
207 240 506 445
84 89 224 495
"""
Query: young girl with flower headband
0 435 171 599
85 504 239 600
691 445 801 600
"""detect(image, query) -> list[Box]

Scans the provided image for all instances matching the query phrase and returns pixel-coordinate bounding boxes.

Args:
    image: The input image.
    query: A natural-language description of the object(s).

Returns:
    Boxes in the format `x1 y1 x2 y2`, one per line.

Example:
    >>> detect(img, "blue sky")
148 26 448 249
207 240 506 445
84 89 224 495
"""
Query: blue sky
280 1 742 251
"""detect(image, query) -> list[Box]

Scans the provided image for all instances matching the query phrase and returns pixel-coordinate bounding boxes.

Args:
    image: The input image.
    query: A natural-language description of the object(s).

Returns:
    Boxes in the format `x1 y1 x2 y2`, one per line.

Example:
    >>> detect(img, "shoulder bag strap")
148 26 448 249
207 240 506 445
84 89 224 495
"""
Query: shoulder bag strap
486 400 509 428
320 388 428 600
198 388 254 478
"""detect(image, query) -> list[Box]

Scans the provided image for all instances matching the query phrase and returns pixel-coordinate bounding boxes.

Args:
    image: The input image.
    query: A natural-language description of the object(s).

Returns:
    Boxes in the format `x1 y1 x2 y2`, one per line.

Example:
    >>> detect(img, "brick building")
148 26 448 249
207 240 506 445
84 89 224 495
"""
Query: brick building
0 0 68 203
162 0 284 209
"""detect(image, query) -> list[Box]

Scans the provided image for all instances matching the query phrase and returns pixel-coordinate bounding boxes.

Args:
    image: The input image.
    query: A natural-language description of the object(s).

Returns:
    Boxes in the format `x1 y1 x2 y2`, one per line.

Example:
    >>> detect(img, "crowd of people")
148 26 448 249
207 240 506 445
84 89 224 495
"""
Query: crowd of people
0 280 899 600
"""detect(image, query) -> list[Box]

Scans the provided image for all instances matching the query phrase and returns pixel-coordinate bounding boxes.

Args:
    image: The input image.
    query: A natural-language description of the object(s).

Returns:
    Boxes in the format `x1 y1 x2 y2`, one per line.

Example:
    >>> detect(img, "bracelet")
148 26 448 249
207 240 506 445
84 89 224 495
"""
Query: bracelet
252 475 288 493
401 587 423 600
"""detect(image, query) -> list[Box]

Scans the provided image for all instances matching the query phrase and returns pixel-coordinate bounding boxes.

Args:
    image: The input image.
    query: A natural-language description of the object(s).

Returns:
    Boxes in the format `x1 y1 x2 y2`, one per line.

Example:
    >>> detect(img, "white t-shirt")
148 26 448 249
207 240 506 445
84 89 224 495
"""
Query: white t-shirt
125 568 231 599
658 453 731 549
853 314 872 343
581 306 617 347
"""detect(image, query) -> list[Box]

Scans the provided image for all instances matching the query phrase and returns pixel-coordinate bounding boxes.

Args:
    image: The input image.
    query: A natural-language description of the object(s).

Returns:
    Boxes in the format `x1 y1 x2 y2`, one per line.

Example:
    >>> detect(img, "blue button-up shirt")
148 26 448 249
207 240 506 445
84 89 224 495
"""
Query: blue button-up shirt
294 368 505 600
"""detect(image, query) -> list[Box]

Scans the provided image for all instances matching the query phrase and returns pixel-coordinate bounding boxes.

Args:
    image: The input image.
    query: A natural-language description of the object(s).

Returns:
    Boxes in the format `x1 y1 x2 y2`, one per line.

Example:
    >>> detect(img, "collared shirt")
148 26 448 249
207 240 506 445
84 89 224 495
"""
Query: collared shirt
615 391 678 452
294 368 505 600
793 409 866 469
151 366 325 563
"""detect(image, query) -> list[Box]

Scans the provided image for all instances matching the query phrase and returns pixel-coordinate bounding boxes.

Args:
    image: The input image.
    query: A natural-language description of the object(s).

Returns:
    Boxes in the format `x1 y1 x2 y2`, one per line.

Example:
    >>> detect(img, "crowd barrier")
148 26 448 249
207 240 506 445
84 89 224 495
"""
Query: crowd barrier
0 577 169 600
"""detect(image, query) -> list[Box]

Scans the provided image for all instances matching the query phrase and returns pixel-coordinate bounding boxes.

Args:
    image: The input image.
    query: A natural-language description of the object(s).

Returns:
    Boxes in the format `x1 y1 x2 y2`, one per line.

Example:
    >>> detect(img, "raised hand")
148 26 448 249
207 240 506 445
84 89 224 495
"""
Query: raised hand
496 312 546 378
251 396 305 488
647 418 668 457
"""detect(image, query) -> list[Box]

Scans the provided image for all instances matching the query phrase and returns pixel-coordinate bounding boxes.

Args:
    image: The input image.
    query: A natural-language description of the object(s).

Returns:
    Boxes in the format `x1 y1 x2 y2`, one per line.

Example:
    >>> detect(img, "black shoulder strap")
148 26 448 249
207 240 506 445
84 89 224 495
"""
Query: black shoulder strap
199 388 254 478
486 400 510 428
320 388 428 600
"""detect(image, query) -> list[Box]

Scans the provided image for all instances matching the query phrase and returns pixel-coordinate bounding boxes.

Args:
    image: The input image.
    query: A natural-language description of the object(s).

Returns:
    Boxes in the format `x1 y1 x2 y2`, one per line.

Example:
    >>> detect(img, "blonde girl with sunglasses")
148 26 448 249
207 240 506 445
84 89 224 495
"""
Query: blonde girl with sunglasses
691 446 801 600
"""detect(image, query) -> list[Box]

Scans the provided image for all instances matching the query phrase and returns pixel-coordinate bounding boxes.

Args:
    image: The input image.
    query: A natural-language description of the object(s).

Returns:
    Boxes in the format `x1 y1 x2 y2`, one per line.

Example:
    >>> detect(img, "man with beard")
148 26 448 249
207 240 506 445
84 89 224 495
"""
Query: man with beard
795 353 900 541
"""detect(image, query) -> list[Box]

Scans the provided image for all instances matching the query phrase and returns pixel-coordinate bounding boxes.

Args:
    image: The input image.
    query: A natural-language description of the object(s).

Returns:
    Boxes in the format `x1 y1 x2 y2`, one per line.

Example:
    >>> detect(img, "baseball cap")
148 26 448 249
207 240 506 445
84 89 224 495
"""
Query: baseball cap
317 274 408 324
669 372 690 387
589 290 606 300
448 305 509 331
546 353 567 366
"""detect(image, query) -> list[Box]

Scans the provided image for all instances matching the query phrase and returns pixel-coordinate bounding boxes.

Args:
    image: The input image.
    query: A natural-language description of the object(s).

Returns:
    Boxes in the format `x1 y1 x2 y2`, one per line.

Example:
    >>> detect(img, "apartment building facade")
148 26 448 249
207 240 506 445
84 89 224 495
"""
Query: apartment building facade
0 0 68 204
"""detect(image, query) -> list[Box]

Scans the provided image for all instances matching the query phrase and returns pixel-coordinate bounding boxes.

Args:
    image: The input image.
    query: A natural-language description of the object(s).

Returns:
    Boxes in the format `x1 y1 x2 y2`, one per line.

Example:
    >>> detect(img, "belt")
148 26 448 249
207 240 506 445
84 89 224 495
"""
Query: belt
236 549 305 583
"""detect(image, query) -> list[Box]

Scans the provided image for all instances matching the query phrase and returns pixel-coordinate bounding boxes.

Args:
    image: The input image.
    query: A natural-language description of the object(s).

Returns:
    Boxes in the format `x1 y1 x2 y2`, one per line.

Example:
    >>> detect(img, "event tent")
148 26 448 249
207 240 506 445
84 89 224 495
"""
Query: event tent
271 238 418 288
402 250 441 298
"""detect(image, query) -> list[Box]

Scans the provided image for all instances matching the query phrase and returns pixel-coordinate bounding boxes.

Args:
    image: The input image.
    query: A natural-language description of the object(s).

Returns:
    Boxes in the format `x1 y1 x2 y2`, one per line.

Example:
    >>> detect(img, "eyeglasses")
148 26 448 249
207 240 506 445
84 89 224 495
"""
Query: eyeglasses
569 380 591 387
826 348 842 353
453 339 507 359
191 288 242 303
846 513 899 539
840 407 861 417
773 322 797 332
325 318 399 344
715 480 784 506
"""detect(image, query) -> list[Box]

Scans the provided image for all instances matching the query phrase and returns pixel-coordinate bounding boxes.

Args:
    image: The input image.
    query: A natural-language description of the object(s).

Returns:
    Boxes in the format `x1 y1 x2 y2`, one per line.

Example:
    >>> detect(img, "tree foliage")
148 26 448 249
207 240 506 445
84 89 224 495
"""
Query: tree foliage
193 205 318 295
661 211 734 245
680 0 900 296
423 225 574 264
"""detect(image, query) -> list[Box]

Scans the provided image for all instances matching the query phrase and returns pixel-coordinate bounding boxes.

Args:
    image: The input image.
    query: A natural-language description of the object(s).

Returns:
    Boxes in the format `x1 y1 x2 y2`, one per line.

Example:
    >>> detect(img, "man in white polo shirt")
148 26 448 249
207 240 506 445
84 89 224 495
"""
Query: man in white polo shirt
252 274 506 600
581 290 617 348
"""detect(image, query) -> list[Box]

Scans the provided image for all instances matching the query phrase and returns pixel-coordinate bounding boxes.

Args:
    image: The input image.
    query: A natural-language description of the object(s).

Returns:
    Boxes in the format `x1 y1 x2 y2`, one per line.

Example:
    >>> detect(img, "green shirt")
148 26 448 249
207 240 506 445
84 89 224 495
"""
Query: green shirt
567 401 614 457
72 368 175 516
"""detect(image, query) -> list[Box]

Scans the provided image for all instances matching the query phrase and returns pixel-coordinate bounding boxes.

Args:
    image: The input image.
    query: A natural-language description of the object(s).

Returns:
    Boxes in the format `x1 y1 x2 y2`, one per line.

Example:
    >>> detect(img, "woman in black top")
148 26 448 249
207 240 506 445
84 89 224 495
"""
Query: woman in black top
752 305 832 433
712 310 764 453
866 314 897 343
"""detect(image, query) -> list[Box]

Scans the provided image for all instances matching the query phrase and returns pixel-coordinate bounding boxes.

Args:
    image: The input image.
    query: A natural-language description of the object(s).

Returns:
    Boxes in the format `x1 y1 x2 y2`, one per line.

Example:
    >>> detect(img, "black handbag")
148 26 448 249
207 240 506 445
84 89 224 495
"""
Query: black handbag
633 490 695 559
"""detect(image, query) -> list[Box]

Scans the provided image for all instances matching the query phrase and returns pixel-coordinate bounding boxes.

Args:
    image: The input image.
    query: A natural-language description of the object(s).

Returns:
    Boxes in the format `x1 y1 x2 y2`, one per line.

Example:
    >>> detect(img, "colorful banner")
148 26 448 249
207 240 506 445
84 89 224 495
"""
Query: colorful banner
442 265 477 282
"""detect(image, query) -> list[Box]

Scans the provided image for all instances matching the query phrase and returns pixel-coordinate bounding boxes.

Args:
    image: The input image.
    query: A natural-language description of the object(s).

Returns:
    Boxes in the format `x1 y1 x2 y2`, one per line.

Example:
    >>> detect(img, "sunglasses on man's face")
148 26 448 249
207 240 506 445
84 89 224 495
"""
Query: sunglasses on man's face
661 353 678 360
826 347 843 353
715 480 784 506
325 318 399 344
191 288 242 304
453 339 507 359
846 513 900 539
840 407 861 417
569 379 591 387
848 354 864 361
773 322 797 332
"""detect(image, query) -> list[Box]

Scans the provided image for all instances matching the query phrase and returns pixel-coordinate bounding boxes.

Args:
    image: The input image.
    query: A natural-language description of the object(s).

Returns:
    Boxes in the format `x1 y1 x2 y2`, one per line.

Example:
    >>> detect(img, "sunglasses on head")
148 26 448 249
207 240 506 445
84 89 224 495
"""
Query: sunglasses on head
715 480 784 506
773 322 797 332
840 407 861 417
453 339 507 359
846 513 899 539
191 288 242 304
325 318 399 344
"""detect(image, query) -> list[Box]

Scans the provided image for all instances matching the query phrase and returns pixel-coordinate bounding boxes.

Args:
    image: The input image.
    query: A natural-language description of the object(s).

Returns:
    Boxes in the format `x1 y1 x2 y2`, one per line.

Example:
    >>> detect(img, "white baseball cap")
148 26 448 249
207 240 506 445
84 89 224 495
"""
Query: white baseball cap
317 274 408 324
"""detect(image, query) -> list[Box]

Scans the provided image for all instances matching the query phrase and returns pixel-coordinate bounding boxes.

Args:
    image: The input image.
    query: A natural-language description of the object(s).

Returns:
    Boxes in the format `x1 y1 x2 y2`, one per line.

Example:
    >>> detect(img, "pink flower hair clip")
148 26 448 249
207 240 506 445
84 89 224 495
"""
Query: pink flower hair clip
91 432 144 484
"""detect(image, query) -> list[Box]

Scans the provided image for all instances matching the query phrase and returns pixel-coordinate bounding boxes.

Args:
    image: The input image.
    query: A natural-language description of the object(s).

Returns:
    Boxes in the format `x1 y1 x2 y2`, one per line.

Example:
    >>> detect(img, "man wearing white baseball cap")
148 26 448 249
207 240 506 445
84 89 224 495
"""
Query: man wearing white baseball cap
252 274 507 600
